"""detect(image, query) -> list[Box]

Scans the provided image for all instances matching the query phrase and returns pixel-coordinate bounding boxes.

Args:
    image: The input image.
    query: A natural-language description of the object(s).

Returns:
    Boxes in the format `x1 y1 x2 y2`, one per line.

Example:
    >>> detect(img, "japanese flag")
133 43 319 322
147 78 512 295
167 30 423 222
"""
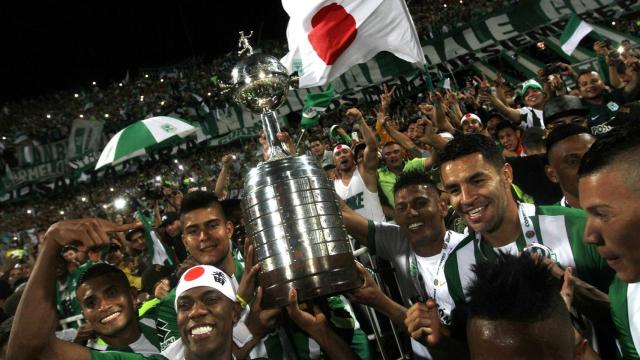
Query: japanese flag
281 0 426 88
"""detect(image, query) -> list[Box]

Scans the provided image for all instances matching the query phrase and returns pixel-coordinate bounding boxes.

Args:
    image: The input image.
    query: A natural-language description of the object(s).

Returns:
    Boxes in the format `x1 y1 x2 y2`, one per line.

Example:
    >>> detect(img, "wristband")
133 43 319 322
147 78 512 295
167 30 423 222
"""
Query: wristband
236 293 248 310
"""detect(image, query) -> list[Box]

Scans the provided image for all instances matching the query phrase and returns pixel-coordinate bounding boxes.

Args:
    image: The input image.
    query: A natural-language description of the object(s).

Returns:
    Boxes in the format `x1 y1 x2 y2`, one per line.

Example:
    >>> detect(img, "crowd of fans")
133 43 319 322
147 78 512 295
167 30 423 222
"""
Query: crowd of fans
410 0 521 39
0 3 639 360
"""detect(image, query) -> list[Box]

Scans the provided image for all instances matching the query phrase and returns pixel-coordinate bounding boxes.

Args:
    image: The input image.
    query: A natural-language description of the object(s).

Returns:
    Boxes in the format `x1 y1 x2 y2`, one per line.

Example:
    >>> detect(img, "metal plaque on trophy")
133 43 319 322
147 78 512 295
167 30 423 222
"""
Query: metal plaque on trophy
230 34 362 308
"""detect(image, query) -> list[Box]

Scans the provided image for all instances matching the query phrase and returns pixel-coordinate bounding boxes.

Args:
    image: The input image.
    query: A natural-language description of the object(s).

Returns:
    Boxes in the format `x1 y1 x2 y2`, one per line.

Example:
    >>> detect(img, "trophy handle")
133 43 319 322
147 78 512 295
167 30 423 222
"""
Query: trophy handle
261 110 290 161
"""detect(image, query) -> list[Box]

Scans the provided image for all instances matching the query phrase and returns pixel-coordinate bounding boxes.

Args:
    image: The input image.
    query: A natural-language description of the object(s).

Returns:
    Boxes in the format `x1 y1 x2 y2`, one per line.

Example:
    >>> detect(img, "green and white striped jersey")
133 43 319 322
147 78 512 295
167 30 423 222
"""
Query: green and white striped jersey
90 351 167 360
88 313 162 356
609 276 640 359
443 205 613 313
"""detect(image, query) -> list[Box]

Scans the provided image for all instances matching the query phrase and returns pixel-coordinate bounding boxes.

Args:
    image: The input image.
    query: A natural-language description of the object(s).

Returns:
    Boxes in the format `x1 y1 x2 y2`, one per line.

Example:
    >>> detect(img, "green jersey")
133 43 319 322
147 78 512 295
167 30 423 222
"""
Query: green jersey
444 205 613 314
609 276 640 359
90 352 167 360
377 158 425 207
88 310 162 356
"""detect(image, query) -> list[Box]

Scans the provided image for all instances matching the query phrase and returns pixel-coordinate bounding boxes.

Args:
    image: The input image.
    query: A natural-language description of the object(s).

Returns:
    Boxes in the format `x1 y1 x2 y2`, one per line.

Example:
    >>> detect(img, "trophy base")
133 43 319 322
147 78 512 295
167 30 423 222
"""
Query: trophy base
258 253 363 308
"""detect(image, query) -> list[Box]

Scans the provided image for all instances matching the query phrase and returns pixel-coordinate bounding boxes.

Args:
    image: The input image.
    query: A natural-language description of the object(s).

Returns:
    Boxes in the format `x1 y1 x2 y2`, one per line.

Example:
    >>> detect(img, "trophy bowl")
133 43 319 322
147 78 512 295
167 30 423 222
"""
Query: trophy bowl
231 53 290 114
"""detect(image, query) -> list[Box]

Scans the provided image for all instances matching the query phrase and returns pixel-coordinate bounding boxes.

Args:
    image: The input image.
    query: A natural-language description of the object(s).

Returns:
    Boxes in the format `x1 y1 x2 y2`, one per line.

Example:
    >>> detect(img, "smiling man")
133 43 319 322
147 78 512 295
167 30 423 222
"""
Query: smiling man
165 265 239 360
481 78 546 129
341 170 467 359
437 134 614 347
578 124 640 359
7 218 164 360
577 70 639 136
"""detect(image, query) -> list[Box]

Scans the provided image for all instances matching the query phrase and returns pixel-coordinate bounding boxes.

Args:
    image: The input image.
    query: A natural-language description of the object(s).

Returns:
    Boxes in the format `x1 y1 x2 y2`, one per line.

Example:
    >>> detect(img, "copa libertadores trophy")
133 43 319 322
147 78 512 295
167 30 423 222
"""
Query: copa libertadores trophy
230 33 362 307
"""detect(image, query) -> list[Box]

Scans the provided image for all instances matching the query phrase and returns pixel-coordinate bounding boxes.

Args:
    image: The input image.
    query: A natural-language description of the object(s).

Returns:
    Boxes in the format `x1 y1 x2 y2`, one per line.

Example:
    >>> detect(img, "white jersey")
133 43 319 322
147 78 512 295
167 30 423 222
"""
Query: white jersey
335 167 385 222
517 107 544 129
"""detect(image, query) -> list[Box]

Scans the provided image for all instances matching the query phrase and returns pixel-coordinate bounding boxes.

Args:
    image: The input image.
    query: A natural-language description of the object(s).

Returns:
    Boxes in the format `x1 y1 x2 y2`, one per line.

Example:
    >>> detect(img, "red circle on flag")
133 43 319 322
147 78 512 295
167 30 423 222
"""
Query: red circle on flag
308 3 357 65
184 266 205 281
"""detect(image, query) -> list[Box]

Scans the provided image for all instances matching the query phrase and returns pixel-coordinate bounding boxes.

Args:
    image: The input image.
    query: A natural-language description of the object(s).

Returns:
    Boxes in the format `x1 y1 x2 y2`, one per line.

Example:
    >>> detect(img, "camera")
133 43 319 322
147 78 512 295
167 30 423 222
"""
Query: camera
541 62 562 77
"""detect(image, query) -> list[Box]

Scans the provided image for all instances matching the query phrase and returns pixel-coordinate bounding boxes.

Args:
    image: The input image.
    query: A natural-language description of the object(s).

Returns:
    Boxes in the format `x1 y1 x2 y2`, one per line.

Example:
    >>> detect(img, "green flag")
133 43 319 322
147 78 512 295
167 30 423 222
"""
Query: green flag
300 85 334 129
560 14 594 55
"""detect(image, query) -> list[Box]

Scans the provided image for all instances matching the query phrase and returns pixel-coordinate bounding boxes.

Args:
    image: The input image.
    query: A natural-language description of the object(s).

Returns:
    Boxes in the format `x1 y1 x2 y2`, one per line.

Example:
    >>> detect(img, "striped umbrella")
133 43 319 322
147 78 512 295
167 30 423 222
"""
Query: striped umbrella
95 116 196 170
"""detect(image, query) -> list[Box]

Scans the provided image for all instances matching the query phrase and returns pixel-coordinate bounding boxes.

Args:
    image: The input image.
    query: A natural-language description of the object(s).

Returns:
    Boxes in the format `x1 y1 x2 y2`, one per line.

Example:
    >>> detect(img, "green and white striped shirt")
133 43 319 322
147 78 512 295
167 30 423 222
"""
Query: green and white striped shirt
88 314 161 356
444 205 613 314
609 276 640 359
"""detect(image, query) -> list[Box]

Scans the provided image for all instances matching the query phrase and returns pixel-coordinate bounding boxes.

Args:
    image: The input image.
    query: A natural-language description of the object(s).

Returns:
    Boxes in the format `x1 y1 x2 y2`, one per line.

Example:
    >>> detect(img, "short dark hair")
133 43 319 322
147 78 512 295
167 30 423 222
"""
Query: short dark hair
577 69 599 80
578 123 640 187
467 253 567 323
520 127 545 150
393 170 440 195
382 141 400 149
180 190 226 220
439 133 505 171
495 121 519 135
77 263 129 290
545 124 592 154
308 136 325 144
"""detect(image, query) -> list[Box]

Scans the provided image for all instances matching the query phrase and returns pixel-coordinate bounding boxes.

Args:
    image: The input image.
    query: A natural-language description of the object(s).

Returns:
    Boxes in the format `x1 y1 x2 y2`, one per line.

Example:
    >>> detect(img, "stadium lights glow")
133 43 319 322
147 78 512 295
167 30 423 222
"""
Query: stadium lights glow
119 83 123 87
173 159 178 163
160 78 164 82
79 114 84 118
443 4 447 7
155 175 162 181
60 210 65 215
92 81 97 86
46 114 51 119
612 21 616 26
26 209 32 214
178 165 184 170
1 136 6 140
81 197 87 202
207 92 211 96
114 198 127 210
104 113 110 118
103 204 109 209
160 101 165 106
145 74 149 78
110 187 115 192
140 96 144 102
618 45 625 54
74 93 79 98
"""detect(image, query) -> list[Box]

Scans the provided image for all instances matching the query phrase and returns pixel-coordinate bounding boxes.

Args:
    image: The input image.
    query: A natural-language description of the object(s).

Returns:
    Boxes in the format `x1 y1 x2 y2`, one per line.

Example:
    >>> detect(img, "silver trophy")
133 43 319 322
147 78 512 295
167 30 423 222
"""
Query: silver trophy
230 35 361 307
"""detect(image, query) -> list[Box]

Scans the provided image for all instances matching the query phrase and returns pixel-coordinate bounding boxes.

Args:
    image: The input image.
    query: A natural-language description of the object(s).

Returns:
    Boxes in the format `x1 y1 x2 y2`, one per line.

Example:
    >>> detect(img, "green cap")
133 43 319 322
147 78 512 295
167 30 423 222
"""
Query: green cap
520 79 544 97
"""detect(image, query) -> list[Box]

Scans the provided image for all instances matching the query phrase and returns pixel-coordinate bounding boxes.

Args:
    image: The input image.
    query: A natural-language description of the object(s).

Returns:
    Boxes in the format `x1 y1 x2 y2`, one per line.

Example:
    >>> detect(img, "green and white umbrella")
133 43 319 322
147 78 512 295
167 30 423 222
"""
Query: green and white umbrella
95 116 196 170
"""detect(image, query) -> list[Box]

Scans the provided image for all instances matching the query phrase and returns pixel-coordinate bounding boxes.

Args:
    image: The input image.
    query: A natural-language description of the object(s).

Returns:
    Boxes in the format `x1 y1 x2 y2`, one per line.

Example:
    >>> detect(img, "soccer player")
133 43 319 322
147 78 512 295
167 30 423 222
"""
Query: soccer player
578 123 640 359
7 218 163 360
341 170 468 359
436 134 615 354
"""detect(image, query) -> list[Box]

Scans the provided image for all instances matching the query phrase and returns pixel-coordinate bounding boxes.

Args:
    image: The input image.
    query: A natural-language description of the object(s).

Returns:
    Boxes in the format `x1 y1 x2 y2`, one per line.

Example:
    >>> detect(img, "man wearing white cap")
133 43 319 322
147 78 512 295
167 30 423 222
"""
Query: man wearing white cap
333 107 386 222
163 264 239 360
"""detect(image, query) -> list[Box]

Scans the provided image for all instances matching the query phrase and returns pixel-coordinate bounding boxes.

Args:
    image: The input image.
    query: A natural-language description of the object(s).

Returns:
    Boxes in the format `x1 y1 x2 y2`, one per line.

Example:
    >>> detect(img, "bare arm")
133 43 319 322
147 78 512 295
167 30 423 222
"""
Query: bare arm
287 289 358 360
339 199 370 247
380 114 423 158
346 263 407 330
346 108 379 192
214 154 233 199
475 75 521 122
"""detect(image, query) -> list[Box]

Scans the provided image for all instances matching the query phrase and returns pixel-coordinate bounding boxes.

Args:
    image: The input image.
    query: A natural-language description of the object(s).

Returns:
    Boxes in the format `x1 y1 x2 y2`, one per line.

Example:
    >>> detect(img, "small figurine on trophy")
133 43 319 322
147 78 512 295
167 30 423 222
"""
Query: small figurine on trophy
237 30 254 57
